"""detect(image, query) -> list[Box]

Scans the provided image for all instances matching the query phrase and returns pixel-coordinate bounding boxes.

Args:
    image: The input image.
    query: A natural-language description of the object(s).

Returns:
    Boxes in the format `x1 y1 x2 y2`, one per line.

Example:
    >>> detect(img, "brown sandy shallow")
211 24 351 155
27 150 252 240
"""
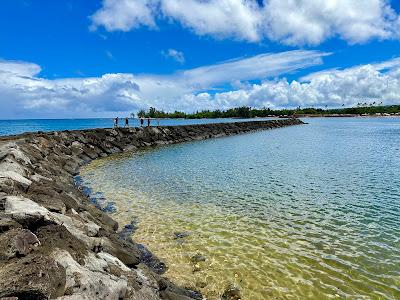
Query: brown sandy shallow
0 119 304 300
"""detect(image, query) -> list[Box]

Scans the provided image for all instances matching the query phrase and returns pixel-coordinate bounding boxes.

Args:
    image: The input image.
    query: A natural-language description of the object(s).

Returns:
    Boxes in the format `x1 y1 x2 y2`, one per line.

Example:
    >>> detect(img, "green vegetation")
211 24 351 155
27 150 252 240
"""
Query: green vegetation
135 105 400 119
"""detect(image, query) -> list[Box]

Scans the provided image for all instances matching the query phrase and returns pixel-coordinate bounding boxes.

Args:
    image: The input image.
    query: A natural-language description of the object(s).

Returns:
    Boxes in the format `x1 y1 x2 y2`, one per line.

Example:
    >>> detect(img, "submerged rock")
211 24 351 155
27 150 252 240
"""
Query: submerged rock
221 284 241 300
137 243 167 274
173 231 190 239
190 253 207 263
118 219 139 243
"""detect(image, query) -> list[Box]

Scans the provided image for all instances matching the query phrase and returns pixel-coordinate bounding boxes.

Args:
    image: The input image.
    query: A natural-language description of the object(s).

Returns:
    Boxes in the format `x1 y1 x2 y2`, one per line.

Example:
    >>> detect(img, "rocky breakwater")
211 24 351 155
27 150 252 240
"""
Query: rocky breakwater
0 118 304 300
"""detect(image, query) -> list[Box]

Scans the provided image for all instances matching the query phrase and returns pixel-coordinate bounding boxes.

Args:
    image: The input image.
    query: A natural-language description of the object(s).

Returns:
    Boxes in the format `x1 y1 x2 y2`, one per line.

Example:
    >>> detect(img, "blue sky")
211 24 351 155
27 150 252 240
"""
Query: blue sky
0 0 400 118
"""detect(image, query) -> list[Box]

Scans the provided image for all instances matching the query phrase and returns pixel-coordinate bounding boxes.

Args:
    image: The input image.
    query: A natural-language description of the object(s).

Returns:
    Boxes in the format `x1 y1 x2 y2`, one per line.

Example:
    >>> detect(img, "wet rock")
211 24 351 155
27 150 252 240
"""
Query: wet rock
89 192 117 213
160 291 196 300
0 253 66 299
118 219 139 243
136 243 168 274
156 276 202 300
72 175 83 187
221 284 241 300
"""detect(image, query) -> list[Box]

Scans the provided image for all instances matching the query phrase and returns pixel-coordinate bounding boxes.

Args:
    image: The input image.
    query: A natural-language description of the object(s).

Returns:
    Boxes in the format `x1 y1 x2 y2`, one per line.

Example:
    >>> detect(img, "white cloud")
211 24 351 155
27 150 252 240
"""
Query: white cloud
161 0 262 42
0 50 325 118
2 52 400 119
90 0 400 45
0 60 41 77
180 50 328 88
190 58 400 110
263 0 399 45
162 49 185 64
90 0 157 32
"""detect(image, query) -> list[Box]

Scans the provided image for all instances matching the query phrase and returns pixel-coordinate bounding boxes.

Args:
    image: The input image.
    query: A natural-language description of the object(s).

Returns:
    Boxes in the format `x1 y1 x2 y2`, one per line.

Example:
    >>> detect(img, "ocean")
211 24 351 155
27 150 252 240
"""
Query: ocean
0 118 270 136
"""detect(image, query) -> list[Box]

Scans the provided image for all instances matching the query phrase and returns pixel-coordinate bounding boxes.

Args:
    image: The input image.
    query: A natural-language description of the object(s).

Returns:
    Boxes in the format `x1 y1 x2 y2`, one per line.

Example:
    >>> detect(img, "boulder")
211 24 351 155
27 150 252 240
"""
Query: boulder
0 253 66 299
4 196 51 228
0 229 40 260
52 249 127 299
221 284 241 300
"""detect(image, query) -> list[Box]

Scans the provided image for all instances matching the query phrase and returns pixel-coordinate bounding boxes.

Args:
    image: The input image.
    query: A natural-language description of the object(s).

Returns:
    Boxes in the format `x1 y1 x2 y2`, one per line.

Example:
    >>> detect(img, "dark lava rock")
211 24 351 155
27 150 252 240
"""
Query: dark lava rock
0 253 66 299
221 284 241 300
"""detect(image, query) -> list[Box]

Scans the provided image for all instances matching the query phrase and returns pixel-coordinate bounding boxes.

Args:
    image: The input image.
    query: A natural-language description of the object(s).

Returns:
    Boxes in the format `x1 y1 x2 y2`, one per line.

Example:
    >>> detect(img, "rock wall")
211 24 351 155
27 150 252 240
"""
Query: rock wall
0 118 304 300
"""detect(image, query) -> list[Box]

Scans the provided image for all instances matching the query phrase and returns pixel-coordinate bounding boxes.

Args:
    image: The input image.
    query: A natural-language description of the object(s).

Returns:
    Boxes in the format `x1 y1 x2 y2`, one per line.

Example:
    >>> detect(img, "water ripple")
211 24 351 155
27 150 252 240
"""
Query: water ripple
81 118 400 300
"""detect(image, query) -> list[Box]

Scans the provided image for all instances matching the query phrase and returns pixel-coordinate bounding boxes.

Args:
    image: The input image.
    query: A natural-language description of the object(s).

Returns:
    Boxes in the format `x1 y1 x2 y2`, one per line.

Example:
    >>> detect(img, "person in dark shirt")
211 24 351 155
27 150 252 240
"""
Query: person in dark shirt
140 117 144 127
114 117 119 128
147 117 151 127
125 117 129 127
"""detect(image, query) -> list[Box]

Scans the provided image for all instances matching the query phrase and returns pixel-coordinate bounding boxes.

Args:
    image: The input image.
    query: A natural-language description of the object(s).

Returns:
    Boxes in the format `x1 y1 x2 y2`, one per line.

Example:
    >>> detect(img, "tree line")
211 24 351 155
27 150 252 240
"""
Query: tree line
135 105 400 119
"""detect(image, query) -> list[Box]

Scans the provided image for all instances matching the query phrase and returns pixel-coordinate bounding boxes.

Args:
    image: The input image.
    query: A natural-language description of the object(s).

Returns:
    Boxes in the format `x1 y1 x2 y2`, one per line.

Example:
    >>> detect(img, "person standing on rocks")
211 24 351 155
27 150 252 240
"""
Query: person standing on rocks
125 117 129 127
114 117 119 128
147 117 151 127
140 117 144 127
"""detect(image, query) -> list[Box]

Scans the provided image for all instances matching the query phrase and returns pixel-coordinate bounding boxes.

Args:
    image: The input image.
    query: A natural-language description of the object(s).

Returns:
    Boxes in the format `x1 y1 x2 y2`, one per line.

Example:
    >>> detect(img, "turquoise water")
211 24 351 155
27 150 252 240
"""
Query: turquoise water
81 118 400 299
0 118 268 136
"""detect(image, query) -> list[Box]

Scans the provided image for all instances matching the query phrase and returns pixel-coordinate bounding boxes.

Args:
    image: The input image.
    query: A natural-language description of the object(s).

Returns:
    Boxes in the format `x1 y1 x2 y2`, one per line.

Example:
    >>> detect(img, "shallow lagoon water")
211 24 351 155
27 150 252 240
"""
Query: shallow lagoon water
81 118 400 299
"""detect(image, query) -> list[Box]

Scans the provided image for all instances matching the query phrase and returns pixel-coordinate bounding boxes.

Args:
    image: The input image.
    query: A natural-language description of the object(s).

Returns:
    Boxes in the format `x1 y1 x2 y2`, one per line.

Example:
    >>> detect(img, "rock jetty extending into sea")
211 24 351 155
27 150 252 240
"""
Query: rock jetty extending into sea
0 119 304 300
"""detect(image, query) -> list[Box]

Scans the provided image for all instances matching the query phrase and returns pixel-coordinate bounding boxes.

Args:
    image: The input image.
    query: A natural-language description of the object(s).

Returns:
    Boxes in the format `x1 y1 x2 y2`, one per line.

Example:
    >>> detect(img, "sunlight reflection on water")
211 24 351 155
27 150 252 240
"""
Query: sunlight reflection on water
81 118 400 300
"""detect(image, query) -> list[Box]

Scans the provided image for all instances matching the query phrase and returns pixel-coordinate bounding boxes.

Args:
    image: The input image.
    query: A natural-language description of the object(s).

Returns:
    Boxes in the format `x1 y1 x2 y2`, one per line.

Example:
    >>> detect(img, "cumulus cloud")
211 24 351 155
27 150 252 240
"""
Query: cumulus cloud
2 52 400 119
90 0 400 45
0 50 325 118
190 58 400 110
161 0 262 42
162 49 185 64
263 0 400 45
90 0 157 32
0 61 142 118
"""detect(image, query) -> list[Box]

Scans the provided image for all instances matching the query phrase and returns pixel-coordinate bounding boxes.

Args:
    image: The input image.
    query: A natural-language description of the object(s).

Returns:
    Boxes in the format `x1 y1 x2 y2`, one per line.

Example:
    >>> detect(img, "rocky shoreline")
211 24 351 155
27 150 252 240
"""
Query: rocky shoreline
0 119 304 300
